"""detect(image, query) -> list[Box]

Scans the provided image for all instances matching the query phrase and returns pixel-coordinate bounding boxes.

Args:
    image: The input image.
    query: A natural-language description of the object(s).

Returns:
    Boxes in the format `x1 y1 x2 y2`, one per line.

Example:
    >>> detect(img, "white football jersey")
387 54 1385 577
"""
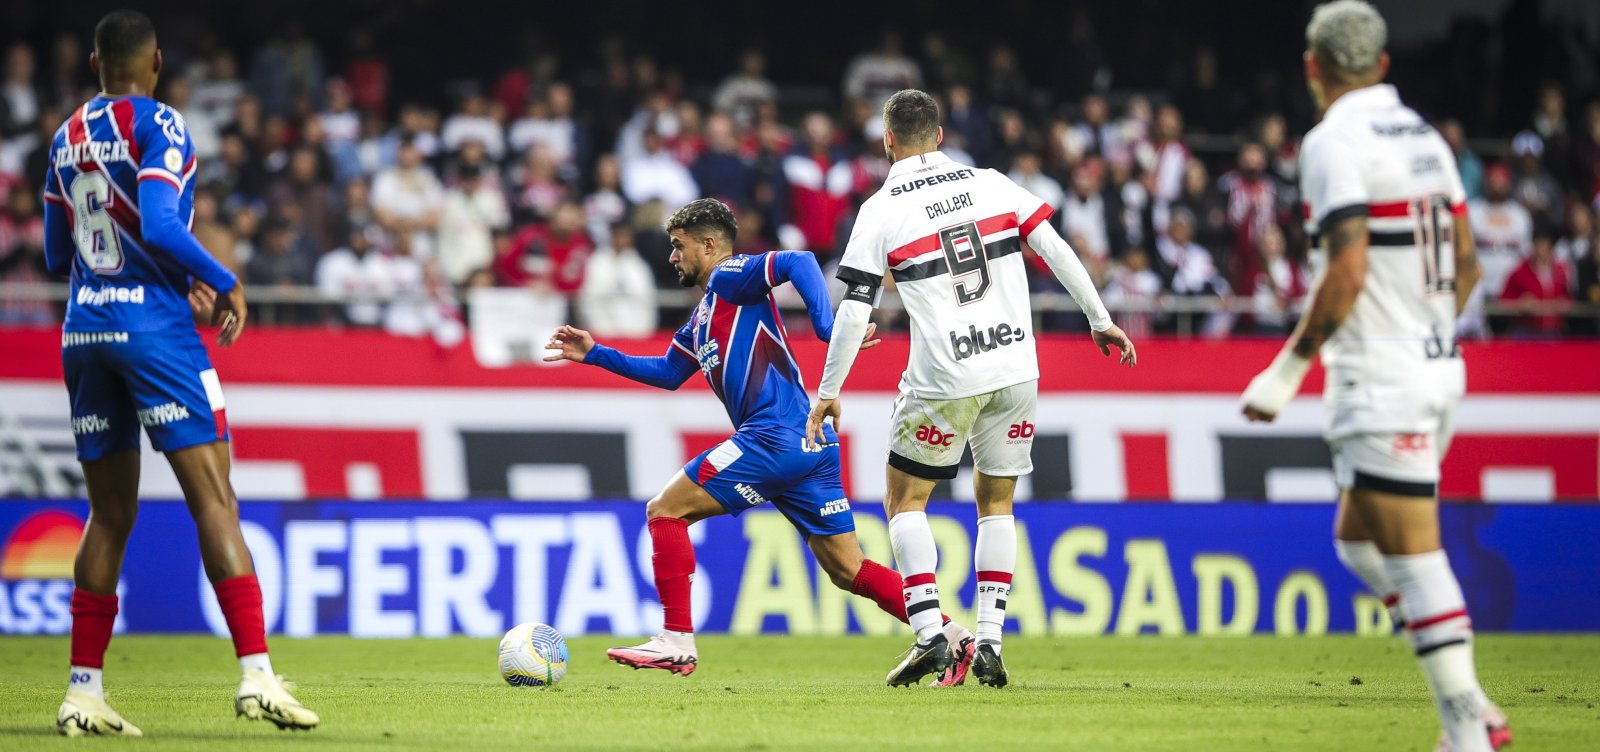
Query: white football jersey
1300 84 1468 437
838 151 1054 399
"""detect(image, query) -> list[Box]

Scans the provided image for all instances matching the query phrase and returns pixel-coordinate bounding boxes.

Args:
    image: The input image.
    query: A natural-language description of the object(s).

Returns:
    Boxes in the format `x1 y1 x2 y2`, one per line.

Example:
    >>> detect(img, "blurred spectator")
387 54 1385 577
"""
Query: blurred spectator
339 178 378 240
713 50 777 130
46 34 93 112
507 83 581 172
583 153 629 242
191 52 245 129
1174 46 1235 135
1218 142 1285 295
316 225 394 326
1165 158 1231 254
621 129 698 211
162 76 221 161
371 140 445 258
1 43 41 139
1511 131 1564 226
191 191 240 274
992 109 1031 171
1100 248 1161 339
246 217 317 322
319 79 362 146
267 147 339 253
1058 159 1124 261
383 104 441 162
342 29 388 115
1440 119 1483 201
1556 201 1592 279
498 201 592 294
1257 114 1299 184
921 33 975 93
692 113 755 205
1010 153 1064 217
442 93 506 162
669 101 707 165
1576 219 1600 335
1117 96 1153 157
1067 94 1122 164
943 86 992 167
783 112 852 251
0 189 49 324
1530 84 1572 187
579 224 658 336
1575 100 1600 201
1469 164 1534 322
1499 225 1571 336
385 257 464 345
1146 105 1188 203
843 32 922 111
248 24 325 116
437 163 511 286
1250 224 1307 334
1156 209 1232 336
985 45 1029 110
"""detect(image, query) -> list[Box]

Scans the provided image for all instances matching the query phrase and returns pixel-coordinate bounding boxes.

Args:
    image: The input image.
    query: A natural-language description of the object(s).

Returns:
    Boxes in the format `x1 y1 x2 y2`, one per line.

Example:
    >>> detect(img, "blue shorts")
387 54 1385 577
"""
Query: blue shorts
62 329 229 461
686 429 854 537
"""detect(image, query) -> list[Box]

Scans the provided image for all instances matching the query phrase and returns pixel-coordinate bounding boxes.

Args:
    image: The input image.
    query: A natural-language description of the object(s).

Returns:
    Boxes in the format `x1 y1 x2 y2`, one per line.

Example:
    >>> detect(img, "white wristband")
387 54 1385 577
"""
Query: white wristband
1240 349 1312 417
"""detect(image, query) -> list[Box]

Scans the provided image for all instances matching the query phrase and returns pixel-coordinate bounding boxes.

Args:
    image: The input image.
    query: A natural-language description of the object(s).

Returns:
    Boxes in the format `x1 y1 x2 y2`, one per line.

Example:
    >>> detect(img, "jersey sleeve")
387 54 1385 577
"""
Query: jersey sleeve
1299 131 1369 235
135 102 196 191
835 205 886 306
1009 173 1056 238
670 318 698 362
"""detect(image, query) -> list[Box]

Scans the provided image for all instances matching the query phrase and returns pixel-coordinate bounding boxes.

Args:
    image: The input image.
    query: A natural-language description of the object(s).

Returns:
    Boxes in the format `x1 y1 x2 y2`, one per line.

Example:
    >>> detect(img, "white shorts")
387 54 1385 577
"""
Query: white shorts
887 380 1037 480
1330 409 1456 498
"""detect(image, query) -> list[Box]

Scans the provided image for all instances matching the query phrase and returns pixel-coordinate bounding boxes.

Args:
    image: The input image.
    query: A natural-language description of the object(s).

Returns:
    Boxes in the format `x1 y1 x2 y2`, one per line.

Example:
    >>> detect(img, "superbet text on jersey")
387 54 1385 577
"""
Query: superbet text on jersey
836 152 1055 400
1299 84 1468 441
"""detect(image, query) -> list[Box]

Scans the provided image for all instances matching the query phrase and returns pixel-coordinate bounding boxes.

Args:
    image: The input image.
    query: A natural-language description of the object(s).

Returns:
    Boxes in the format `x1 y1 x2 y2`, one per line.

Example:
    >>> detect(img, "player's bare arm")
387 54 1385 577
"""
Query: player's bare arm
1452 213 1481 317
1241 213 1370 422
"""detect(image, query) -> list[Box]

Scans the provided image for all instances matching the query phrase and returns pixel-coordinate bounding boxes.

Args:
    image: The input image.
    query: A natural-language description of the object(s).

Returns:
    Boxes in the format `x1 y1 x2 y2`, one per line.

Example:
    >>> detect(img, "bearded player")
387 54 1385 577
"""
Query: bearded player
43 10 317 736
545 198 976 682
1240 3 1508 750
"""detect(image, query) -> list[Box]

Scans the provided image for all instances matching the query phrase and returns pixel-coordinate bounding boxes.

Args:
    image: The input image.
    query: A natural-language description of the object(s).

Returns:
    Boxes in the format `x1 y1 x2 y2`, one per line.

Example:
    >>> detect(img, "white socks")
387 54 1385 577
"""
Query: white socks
1335 539 1403 625
974 515 1016 652
68 666 103 697
1384 550 1491 752
240 652 274 676
888 512 943 642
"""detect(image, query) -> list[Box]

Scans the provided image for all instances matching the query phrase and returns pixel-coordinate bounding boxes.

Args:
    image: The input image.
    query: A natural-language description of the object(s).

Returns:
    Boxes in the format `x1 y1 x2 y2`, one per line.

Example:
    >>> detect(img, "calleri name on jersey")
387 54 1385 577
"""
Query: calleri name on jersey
837 151 1056 399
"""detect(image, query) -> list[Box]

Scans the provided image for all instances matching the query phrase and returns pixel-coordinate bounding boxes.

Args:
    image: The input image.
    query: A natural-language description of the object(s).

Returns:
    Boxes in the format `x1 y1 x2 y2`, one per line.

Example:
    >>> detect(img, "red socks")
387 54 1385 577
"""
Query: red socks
851 558 909 622
69 589 118 669
648 517 696 633
214 574 269 658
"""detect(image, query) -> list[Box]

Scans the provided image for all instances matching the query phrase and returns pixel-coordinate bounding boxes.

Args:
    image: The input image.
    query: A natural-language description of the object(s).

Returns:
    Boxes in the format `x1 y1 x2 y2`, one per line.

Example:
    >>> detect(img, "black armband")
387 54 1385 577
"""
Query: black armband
837 266 883 306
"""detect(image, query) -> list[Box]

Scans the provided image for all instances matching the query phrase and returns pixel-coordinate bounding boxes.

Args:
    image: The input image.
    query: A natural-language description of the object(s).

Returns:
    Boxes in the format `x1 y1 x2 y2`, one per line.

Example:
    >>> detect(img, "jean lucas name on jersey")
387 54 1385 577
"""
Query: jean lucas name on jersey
54 139 131 168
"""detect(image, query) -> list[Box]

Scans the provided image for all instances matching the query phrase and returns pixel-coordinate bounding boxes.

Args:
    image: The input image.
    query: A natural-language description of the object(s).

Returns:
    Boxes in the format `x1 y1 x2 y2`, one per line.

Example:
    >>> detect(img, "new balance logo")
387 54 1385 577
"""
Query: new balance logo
820 498 850 516
136 402 189 426
916 425 956 447
949 323 1025 361
71 415 110 435
76 286 145 306
734 483 767 506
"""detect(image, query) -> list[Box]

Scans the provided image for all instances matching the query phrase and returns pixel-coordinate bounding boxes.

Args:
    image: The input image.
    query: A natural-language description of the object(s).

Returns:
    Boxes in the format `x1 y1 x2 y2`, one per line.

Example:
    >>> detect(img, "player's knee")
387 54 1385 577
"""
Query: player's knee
645 496 684 521
89 500 139 538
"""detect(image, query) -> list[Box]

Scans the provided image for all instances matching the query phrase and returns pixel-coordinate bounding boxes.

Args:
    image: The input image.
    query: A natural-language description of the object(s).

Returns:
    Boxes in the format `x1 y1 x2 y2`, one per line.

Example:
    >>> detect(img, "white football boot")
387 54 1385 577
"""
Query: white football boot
57 690 142 737
236 668 320 730
606 633 698 676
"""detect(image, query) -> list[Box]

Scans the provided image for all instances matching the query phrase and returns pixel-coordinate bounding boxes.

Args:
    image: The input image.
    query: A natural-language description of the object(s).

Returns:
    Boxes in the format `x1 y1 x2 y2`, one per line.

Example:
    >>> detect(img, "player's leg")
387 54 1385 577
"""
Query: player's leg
58 344 143 737
609 444 732 676
1341 431 1506 752
1332 491 1402 628
964 380 1036 688
135 335 316 728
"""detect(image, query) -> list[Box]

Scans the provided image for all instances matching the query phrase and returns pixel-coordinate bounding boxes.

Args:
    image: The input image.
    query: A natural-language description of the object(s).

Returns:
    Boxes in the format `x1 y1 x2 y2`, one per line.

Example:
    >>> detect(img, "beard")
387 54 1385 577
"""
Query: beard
675 266 696 287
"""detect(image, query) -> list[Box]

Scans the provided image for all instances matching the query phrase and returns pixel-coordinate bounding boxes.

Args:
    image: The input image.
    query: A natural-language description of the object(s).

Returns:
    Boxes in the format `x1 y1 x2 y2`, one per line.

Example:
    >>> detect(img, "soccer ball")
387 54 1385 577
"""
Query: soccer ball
498 622 569 687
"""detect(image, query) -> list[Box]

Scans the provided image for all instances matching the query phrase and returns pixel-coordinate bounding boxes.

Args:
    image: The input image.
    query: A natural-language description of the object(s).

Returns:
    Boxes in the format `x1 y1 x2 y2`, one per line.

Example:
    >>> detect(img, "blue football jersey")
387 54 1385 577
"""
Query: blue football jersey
672 252 823 438
44 95 200 333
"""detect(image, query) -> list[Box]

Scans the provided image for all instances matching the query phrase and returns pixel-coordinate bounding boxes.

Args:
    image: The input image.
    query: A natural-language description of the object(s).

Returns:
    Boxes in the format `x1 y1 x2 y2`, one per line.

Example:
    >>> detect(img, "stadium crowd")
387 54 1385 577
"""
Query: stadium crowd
2 19 1598 339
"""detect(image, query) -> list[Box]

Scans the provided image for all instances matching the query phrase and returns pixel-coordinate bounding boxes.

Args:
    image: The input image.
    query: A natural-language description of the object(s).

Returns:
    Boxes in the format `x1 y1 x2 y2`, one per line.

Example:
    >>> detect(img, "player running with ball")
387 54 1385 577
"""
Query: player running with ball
1240 3 1507 750
546 199 976 681
43 11 317 736
807 90 1135 687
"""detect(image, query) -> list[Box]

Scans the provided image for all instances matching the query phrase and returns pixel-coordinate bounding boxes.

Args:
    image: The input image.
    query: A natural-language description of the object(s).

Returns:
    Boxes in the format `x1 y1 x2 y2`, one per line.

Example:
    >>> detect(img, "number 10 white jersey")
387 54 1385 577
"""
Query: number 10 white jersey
837 151 1055 399
1300 84 1468 439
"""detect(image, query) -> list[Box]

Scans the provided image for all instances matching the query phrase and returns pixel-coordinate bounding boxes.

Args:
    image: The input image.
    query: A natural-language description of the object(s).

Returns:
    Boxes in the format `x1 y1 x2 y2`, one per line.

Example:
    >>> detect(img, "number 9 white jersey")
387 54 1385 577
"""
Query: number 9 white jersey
836 151 1054 399
1299 84 1468 440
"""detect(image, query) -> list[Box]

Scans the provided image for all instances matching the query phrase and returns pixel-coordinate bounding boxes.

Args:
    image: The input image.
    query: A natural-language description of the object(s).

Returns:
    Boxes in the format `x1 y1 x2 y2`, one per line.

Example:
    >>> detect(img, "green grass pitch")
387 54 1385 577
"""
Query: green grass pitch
1 635 1596 750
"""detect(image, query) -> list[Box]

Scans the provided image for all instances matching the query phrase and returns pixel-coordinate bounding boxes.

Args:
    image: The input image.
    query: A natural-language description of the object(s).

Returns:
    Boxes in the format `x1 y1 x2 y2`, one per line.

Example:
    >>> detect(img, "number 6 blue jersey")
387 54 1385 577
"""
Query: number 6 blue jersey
42 95 237 334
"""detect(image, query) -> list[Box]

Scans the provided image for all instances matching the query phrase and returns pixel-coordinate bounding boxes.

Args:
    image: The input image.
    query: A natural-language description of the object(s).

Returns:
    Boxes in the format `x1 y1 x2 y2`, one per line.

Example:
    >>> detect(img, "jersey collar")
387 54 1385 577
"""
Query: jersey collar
886 150 953 181
1324 83 1399 120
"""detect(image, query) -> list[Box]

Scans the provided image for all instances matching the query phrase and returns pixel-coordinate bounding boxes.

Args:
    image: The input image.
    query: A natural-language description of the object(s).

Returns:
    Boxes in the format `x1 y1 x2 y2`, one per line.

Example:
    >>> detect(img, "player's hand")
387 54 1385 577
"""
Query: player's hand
1092 324 1137 367
806 398 841 450
188 280 217 326
859 322 882 351
543 325 596 363
1239 349 1312 423
211 282 248 347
